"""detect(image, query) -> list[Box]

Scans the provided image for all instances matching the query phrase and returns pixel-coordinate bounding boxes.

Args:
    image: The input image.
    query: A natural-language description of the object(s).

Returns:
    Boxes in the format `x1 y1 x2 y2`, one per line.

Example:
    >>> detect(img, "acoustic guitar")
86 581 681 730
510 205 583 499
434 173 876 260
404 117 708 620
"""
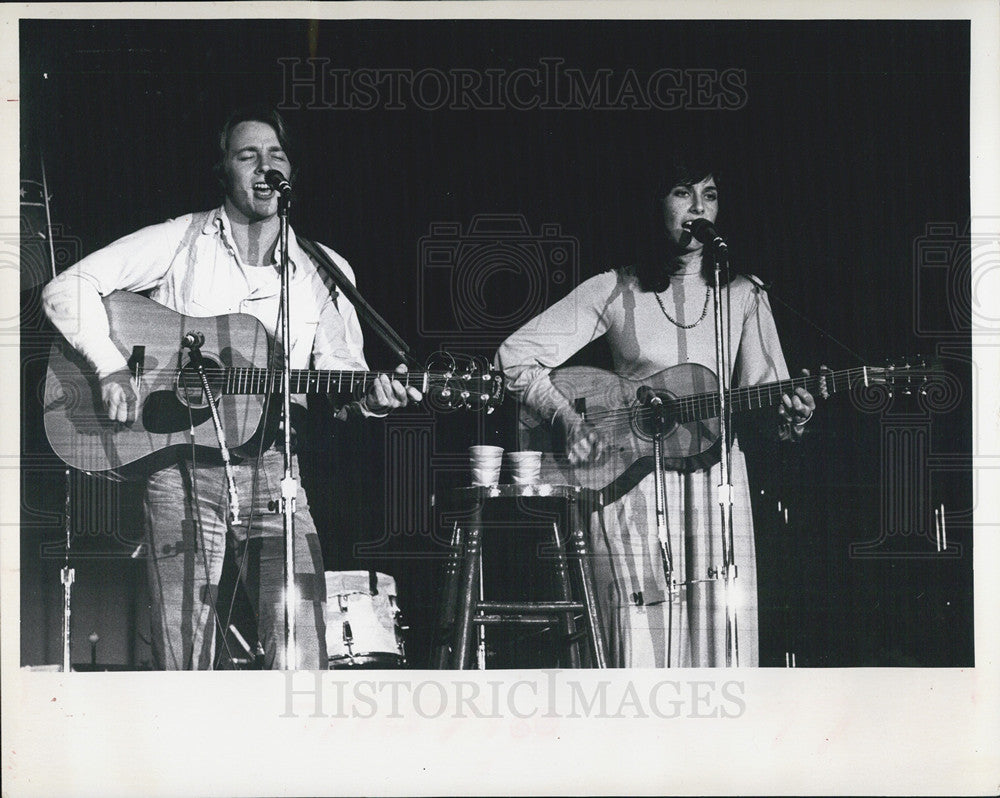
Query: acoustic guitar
43 291 503 477
520 359 935 497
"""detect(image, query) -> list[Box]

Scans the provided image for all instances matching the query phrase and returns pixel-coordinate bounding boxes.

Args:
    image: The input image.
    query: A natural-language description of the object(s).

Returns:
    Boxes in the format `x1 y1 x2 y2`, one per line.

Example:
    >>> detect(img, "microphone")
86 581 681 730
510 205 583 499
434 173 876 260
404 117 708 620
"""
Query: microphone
264 169 292 198
181 331 205 350
683 218 728 251
636 386 663 407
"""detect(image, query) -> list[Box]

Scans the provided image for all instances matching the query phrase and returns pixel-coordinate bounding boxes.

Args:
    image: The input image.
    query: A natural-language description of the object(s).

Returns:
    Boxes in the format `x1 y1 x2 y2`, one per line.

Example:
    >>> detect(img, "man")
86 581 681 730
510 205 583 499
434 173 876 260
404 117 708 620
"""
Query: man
42 107 420 669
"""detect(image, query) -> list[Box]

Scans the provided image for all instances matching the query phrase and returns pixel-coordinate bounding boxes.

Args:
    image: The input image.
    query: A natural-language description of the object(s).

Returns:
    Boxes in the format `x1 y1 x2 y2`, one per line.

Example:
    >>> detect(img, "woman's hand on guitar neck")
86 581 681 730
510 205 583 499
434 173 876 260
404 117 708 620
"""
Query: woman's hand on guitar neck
99 369 141 424
778 368 823 439
553 406 606 466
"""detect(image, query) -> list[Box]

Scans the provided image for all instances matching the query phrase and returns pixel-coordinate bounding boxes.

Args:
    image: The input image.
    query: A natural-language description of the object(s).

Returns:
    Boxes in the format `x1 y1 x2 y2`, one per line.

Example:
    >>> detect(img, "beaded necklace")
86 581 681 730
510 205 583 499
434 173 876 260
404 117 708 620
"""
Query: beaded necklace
654 284 711 329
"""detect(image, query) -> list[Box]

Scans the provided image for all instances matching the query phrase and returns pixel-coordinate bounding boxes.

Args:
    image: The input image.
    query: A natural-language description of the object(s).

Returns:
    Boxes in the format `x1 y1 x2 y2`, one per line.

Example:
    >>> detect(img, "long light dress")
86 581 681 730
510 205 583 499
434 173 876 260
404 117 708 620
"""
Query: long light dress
495 264 790 667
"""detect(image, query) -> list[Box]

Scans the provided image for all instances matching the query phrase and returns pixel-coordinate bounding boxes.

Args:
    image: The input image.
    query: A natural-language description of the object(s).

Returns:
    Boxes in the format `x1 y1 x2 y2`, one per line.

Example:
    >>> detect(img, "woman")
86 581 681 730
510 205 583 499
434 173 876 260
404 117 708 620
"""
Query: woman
494 158 815 667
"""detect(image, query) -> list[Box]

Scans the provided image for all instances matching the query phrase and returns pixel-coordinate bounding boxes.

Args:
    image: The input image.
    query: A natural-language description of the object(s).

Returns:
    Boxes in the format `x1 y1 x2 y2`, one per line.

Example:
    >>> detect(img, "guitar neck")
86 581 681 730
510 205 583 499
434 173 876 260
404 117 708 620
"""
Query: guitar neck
678 366 871 422
222 368 427 396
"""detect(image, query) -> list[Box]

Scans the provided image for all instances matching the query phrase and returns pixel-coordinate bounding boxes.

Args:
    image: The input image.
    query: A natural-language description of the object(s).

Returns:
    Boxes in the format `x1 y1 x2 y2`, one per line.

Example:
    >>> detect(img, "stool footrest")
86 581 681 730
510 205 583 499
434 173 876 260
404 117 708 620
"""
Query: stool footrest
474 614 565 626
476 600 583 613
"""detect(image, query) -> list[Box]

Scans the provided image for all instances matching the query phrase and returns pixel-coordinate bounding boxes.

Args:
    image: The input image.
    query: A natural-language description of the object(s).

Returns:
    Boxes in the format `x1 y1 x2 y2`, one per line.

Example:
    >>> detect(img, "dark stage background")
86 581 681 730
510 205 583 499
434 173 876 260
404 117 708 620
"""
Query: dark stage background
20 18 973 669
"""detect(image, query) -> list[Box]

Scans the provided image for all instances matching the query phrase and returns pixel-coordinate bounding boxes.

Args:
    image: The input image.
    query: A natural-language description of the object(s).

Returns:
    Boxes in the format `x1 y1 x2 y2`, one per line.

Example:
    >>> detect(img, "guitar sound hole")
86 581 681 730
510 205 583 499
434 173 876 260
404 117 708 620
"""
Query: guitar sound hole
631 392 680 441
176 356 224 410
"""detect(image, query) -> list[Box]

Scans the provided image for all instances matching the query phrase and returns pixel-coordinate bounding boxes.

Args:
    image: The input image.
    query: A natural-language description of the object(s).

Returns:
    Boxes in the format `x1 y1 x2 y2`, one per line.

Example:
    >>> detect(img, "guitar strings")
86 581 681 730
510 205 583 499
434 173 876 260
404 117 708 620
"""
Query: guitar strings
167 368 474 381
171 367 481 401
581 383 810 424
575 369 868 426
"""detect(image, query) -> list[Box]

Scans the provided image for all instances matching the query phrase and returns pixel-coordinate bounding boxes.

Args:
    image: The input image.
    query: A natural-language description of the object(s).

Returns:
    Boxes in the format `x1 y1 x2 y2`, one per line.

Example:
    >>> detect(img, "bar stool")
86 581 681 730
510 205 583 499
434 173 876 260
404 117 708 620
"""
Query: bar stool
432 484 607 669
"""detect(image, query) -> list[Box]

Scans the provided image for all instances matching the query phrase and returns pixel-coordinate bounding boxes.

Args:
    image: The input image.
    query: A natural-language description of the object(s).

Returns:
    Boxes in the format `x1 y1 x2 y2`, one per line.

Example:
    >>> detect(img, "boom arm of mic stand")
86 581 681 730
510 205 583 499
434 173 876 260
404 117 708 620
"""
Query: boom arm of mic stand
297 236 419 369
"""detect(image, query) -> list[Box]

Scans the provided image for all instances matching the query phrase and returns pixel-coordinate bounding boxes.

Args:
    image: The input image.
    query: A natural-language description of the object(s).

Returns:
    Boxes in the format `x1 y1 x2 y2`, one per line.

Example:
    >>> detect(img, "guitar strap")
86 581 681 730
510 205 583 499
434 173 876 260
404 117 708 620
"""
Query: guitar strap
297 236 418 367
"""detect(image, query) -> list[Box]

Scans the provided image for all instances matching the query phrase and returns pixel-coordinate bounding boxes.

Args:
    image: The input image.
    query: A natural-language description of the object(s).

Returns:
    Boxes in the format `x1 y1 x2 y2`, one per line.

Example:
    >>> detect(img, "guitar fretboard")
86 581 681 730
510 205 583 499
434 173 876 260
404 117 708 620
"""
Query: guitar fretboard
219 368 428 395
671 365 921 423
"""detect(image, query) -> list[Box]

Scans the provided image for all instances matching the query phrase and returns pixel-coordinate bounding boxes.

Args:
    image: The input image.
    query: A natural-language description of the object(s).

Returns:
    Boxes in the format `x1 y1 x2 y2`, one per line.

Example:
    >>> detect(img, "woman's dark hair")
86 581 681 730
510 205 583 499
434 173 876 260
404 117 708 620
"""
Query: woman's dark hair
633 154 730 292
213 105 296 187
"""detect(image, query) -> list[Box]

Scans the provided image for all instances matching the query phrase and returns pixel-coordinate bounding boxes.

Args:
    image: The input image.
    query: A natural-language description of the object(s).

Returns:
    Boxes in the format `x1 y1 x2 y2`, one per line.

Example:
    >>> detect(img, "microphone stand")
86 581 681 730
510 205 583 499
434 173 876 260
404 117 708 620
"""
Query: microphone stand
61 469 74 672
709 243 740 667
277 191 297 670
636 386 676 664
44 153 76 673
650 409 675 668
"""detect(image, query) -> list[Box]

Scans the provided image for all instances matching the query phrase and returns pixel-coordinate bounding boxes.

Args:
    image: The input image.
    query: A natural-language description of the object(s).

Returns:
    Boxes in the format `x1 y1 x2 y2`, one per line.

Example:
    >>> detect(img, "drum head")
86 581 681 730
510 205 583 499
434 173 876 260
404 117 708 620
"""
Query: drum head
324 571 405 669
328 653 405 669
324 570 397 598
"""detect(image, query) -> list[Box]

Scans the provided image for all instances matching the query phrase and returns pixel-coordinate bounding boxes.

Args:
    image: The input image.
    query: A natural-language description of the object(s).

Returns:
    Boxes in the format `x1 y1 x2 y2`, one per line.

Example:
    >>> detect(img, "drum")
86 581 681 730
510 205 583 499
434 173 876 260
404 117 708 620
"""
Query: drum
324 571 406 669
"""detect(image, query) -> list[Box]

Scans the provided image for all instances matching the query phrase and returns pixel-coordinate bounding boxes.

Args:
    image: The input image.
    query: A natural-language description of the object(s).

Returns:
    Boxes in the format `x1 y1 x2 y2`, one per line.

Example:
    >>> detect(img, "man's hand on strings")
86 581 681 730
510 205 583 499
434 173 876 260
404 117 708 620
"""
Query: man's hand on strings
100 369 141 424
361 363 423 415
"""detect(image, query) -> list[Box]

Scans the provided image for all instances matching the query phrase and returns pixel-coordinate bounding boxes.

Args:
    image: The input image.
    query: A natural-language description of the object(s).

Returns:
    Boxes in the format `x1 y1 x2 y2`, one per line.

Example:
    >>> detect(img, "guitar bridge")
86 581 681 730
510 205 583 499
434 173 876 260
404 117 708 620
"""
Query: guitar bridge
127 346 145 384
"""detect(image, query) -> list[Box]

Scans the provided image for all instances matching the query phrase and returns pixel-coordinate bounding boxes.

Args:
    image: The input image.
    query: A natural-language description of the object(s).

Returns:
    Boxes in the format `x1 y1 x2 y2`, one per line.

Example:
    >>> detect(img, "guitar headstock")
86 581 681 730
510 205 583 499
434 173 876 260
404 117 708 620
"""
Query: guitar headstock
864 355 939 396
424 352 505 413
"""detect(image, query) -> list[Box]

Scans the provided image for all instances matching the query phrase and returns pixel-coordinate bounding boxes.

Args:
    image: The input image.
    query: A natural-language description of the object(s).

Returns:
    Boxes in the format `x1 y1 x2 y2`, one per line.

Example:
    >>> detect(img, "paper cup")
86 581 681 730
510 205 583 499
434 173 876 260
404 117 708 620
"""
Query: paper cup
506 450 542 484
469 445 504 486
469 445 504 458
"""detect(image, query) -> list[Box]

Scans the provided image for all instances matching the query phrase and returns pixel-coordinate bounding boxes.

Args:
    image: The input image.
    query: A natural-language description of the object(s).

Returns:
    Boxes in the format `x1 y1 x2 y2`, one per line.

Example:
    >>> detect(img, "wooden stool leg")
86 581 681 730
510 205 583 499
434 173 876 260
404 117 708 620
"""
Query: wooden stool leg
568 497 608 669
432 522 462 669
548 520 581 668
450 510 483 669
